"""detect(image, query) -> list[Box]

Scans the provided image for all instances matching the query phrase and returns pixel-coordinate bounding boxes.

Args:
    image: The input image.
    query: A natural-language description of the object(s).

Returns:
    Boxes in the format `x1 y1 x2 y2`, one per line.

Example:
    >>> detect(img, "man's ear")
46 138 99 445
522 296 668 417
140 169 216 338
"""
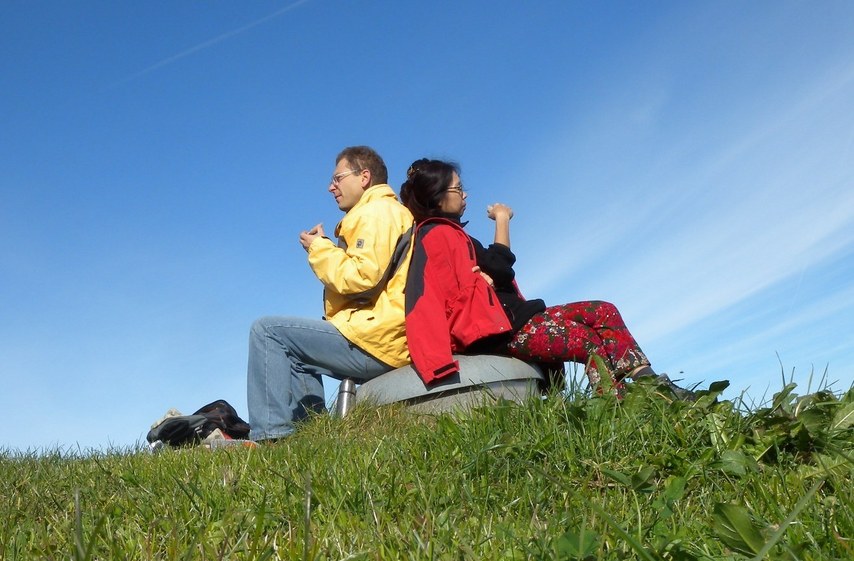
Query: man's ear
360 168 372 189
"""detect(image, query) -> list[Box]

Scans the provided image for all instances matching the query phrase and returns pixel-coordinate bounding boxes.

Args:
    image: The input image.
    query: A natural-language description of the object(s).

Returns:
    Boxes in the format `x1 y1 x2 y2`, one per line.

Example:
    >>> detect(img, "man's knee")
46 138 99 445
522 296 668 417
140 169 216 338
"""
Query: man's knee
250 316 285 340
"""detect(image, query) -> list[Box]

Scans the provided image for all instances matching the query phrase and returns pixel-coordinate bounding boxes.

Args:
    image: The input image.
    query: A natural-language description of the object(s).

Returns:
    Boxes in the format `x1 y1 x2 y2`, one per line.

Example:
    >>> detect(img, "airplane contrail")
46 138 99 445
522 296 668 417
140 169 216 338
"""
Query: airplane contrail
114 0 312 86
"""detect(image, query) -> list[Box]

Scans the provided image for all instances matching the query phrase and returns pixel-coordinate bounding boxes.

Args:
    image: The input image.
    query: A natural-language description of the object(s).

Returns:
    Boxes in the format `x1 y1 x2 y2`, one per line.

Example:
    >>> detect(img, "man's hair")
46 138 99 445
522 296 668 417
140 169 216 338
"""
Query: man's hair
336 146 388 186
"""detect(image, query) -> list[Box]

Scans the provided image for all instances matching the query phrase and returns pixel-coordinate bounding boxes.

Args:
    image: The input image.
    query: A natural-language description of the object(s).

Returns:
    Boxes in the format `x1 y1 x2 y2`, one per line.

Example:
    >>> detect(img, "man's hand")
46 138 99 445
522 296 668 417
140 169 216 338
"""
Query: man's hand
299 223 325 252
486 203 514 221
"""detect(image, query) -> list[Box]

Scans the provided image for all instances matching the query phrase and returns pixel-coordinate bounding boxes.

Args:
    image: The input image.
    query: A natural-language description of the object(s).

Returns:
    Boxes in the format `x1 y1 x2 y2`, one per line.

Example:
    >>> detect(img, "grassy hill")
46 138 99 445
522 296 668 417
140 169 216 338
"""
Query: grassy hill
2 379 852 560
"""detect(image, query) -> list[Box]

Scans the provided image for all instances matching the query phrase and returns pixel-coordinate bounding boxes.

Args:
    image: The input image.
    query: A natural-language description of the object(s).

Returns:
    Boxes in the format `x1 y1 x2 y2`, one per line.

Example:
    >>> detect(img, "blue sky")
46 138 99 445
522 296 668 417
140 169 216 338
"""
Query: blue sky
2 1 853 453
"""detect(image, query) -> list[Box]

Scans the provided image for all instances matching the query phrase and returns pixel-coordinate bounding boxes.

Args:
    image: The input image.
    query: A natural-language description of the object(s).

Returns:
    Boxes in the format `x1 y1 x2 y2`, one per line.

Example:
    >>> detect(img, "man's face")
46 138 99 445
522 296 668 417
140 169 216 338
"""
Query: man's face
329 158 368 212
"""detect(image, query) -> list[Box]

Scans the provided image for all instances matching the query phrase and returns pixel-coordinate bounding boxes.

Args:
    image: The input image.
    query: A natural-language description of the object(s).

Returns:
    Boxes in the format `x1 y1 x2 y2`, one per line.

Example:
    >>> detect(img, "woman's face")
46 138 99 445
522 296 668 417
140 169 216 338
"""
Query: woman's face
438 172 467 217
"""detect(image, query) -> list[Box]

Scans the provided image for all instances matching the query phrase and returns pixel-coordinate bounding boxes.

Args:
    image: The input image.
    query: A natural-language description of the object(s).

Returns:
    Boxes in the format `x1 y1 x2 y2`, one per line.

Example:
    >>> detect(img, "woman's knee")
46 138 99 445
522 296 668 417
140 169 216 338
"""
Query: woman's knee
594 301 620 317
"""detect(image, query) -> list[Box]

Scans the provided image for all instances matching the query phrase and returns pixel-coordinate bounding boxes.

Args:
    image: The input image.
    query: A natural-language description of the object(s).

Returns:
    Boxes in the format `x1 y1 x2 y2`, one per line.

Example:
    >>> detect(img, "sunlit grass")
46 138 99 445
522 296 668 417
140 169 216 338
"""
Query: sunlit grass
2 376 852 560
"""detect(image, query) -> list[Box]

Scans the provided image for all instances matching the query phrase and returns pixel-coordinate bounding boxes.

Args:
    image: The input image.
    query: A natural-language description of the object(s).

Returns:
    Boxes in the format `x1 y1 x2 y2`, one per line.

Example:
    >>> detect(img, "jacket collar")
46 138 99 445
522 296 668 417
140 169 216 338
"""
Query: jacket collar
335 184 397 235
415 215 470 237
350 184 395 212
420 212 468 227
437 212 468 226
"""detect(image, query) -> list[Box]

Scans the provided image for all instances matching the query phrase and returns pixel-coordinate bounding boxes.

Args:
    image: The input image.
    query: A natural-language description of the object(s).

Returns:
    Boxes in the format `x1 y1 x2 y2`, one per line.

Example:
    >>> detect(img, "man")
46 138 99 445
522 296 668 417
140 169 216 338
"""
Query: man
247 146 414 441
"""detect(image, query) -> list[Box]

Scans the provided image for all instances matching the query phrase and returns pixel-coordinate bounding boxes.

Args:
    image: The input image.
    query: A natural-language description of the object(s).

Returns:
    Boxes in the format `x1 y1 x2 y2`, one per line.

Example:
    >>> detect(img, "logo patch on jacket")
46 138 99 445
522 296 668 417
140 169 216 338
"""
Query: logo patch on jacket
356 239 365 248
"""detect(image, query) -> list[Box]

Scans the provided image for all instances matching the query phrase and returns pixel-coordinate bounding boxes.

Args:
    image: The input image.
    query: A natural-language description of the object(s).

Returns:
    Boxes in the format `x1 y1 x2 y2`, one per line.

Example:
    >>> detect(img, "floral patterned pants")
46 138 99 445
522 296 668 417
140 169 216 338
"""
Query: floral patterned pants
505 300 650 385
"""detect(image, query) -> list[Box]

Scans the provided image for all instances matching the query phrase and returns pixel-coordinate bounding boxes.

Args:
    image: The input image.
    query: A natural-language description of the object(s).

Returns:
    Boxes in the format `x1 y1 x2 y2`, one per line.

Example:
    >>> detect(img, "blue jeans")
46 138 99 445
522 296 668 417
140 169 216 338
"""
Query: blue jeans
247 316 392 440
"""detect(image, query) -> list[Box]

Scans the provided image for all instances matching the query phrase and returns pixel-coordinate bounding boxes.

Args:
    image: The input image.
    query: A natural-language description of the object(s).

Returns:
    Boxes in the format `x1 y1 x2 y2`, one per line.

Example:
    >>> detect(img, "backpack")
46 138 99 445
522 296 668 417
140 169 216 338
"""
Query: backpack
147 399 251 447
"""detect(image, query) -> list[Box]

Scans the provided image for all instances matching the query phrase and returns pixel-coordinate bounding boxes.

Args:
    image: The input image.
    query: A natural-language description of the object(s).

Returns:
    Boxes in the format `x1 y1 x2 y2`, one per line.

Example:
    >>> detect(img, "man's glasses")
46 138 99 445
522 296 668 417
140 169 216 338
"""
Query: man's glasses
330 169 361 186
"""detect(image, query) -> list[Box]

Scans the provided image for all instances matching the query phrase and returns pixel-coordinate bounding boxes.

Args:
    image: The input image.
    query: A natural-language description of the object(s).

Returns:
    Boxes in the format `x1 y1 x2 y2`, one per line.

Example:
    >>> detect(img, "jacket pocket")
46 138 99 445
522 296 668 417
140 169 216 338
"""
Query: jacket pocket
448 278 511 348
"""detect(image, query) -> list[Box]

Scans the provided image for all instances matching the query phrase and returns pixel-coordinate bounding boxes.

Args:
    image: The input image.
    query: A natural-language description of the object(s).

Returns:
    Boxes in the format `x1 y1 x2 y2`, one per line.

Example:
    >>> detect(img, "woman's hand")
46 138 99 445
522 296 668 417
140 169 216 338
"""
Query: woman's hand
472 266 494 287
486 203 514 221
487 204 513 248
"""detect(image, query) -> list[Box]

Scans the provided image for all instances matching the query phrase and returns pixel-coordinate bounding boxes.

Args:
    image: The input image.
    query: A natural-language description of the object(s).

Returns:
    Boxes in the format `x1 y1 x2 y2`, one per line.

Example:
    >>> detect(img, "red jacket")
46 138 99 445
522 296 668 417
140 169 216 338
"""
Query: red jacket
404 218 512 384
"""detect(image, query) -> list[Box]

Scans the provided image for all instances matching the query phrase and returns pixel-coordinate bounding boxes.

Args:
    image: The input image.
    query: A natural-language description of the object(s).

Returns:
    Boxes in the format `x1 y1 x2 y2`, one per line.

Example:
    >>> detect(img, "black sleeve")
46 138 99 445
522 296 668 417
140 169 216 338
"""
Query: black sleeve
470 236 516 289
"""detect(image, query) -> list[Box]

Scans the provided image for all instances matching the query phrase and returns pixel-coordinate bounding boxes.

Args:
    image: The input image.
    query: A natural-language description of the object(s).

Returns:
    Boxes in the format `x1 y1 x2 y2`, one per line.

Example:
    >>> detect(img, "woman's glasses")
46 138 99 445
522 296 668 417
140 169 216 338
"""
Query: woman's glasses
447 183 466 195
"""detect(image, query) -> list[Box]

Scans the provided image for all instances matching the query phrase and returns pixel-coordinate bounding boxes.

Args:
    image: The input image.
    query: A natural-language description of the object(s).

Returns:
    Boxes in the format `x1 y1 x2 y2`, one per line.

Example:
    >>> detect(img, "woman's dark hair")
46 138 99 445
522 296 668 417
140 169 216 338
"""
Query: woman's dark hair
399 158 460 222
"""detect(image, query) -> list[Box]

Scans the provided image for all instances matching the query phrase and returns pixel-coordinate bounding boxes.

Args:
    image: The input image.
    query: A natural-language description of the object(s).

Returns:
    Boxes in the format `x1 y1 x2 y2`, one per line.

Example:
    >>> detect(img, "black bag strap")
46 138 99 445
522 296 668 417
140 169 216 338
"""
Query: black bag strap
347 225 414 304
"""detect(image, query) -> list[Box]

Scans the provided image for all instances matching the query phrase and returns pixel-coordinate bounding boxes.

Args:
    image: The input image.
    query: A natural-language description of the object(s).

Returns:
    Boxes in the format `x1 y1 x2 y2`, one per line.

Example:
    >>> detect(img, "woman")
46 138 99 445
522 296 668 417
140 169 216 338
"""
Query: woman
400 158 695 399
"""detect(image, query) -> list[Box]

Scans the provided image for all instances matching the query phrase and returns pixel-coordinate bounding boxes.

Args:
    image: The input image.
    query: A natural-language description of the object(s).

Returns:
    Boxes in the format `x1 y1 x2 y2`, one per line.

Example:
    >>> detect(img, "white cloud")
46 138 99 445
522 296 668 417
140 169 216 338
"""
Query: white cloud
516 57 854 348
493 34 854 399
675 279 854 373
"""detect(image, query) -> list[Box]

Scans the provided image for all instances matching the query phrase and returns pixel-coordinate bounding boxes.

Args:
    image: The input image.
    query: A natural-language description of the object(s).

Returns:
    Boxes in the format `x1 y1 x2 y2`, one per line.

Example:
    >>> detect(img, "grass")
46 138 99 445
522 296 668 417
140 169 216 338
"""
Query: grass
2 376 852 560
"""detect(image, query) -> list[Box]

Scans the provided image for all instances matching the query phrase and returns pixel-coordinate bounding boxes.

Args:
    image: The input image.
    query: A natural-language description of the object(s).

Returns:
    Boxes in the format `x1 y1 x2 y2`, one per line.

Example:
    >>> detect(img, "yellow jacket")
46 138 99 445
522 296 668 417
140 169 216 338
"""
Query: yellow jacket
307 184 414 367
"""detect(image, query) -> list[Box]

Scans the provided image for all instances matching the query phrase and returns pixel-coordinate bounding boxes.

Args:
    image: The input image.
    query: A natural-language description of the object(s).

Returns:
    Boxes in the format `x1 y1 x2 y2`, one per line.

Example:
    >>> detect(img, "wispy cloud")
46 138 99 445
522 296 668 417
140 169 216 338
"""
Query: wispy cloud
676 280 854 373
633 66 854 337
114 0 312 86
518 60 854 349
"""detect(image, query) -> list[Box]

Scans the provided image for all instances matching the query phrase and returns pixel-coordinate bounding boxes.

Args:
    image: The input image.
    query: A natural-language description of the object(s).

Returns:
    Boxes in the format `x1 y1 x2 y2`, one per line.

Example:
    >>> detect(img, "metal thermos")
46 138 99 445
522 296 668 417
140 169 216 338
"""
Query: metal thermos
334 378 356 417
